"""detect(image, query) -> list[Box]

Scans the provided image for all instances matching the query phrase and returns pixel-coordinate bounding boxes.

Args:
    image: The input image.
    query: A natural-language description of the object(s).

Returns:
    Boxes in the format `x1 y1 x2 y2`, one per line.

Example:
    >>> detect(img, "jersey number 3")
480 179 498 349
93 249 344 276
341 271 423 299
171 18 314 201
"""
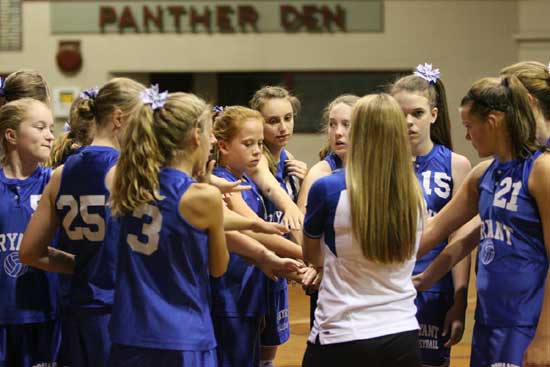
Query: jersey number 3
127 204 163 256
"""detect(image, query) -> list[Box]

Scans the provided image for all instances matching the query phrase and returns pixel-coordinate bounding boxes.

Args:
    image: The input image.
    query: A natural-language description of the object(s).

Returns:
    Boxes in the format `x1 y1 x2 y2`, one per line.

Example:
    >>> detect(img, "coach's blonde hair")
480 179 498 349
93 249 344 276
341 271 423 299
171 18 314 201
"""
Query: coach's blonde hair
111 92 210 216
250 86 301 174
212 106 264 163
346 94 422 264
0 98 50 164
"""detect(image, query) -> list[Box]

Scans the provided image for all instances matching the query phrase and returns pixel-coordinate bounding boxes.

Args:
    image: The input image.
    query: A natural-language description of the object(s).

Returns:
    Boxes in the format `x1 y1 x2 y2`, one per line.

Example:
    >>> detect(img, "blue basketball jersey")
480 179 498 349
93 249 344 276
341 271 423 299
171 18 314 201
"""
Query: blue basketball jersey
0 166 58 324
211 167 268 317
110 168 216 351
323 152 343 172
412 145 454 293
476 153 549 326
55 146 119 310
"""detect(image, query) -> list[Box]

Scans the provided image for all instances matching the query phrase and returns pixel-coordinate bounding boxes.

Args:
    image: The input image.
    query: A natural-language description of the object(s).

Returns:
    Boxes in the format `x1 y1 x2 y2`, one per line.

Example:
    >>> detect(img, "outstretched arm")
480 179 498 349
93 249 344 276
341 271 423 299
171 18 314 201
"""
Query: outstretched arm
419 160 490 257
249 156 304 230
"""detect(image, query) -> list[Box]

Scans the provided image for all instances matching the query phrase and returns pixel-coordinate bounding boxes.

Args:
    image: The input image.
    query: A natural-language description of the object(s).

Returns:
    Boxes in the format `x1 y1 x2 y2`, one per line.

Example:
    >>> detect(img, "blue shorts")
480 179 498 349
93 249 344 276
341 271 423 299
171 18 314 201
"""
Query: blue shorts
213 315 261 367
261 279 289 346
414 292 453 366
109 343 217 367
58 308 111 367
0 320 61 367
470 323 535 367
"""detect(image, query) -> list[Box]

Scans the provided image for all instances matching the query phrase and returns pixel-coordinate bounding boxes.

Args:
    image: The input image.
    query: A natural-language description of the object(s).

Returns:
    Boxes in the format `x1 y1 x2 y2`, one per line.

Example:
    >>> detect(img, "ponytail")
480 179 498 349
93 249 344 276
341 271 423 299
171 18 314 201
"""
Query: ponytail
111 105 162 216
430 79 453 150
111 92 209 216
502 76 540 159
461 75 544 160
47 133 77 168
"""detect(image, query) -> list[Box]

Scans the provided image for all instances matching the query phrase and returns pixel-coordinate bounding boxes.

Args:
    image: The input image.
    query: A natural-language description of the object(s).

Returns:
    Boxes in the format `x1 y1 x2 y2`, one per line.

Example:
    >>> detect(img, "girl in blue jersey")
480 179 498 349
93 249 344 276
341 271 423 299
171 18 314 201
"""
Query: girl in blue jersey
107 90 229 366
297 94 359 329
249 86 306 233
250 86 308 367
418 75 550 366
20 77 146 367
211 106 302 367
0 98 59 367
302 93 424 367
415 61 550 277
390 64 472 367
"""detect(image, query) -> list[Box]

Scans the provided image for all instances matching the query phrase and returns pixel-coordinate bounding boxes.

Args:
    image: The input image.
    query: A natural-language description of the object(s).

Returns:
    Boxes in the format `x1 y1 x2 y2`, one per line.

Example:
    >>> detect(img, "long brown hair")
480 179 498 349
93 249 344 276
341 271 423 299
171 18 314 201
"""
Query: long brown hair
346 93 423 264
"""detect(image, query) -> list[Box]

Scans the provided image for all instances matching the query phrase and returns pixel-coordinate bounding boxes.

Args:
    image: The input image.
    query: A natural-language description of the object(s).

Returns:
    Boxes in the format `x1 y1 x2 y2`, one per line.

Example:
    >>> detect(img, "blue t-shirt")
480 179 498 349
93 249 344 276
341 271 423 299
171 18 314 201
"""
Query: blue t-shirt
476 152 549 326
110 168 216 350
0 166 58 324
55 146 119 311
210 166 268 317
412 145 454 293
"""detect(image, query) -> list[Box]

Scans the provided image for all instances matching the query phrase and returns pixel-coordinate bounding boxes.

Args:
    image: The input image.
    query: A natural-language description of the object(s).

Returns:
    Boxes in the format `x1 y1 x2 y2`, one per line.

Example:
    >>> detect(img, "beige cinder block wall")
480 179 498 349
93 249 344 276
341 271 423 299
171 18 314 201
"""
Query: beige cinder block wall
0 1 519 167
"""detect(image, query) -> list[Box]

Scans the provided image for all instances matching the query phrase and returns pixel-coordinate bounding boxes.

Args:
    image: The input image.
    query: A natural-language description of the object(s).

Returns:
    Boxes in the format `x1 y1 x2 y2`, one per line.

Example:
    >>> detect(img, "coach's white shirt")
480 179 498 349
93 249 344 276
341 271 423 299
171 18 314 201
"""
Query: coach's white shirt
308 189 421 345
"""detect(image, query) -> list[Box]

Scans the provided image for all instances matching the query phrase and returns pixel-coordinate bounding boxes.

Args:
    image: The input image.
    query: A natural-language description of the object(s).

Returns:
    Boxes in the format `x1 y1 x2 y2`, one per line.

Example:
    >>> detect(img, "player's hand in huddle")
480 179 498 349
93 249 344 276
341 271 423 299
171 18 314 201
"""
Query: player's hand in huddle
285 159 308 181
250 220 289 236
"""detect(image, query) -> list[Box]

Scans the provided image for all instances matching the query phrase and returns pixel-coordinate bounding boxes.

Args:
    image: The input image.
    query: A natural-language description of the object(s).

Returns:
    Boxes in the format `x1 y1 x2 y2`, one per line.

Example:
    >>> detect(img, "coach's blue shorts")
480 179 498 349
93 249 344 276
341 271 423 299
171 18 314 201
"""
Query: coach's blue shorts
58 308 111 367
470 322 536 367
261 279 290 346
109 343 217 367
415 291 453 366
213 315 261 367
0 319 60 367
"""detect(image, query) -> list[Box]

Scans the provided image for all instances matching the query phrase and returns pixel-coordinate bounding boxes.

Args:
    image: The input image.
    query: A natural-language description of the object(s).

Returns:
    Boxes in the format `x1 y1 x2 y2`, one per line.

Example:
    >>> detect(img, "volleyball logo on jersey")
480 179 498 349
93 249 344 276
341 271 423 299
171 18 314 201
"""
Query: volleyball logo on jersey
57 194 106 241
4 251 28 278
479 238 496 265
